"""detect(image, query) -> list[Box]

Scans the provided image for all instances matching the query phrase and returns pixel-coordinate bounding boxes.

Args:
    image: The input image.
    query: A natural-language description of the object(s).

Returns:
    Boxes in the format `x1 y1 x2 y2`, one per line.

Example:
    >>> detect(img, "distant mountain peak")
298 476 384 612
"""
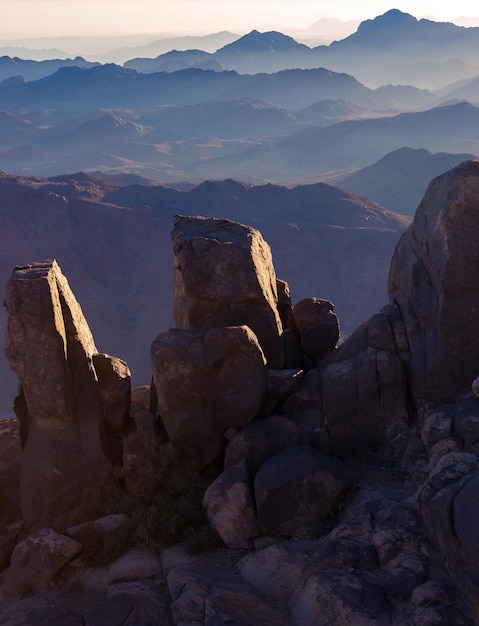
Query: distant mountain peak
218 29 305 54
358 9 418 31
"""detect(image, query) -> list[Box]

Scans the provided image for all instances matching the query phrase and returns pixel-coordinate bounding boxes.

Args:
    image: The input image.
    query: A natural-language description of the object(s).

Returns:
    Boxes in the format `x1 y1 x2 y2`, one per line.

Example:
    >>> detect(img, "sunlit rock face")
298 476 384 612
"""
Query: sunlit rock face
171 215 285 369
4 260 131 529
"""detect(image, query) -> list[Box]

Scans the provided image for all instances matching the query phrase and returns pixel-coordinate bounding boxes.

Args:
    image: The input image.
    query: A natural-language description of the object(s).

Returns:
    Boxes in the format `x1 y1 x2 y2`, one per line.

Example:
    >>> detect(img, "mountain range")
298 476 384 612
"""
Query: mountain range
3 11 479 92
336 146 478 216
121 11 479 89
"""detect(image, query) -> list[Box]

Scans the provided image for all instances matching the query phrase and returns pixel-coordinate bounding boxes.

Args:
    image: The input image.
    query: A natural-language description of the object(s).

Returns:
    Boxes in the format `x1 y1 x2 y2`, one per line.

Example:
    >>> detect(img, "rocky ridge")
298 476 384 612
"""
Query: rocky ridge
1 162 479 623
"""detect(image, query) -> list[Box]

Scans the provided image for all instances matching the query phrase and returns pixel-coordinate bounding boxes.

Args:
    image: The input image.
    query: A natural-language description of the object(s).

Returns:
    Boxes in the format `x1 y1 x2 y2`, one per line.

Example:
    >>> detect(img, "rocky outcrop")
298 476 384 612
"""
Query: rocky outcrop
151 325 267 469
3 260 131 529
319 303 410 462
292 298 339 366
3 528 82 596
389 160 479 404
202 461 260 549
254 445 347 537
171 215 286 368
5 162 479 622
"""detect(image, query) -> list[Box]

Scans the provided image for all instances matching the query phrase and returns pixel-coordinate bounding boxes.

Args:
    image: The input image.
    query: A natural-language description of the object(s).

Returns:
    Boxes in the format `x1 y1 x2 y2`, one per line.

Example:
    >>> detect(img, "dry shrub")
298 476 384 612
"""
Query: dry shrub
119 431 210 552
59 429 214 555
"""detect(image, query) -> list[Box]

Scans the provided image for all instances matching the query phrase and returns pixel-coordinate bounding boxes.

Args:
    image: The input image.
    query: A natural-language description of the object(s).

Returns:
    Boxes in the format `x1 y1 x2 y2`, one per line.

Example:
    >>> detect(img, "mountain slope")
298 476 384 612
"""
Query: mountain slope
337 147 478 216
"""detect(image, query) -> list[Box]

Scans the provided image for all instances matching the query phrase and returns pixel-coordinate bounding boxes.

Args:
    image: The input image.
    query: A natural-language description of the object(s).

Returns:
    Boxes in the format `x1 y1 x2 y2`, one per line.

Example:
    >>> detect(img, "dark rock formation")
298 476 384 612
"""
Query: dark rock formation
254 445 347 537
292 298 339 366
389 160 479 404
151 325 267 469
319 303 410 462
3 260 131 529
171 215 285 368
202 461 260 549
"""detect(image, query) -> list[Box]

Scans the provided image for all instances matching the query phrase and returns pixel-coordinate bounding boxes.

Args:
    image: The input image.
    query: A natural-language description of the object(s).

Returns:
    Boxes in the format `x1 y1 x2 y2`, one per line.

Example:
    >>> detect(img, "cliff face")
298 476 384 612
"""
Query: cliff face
389 160 479 403
4 260 131 530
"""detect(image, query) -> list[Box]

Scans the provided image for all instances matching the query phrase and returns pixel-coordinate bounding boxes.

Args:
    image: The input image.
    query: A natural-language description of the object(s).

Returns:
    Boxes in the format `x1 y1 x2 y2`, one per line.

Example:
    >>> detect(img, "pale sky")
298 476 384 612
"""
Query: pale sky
1 0 479 38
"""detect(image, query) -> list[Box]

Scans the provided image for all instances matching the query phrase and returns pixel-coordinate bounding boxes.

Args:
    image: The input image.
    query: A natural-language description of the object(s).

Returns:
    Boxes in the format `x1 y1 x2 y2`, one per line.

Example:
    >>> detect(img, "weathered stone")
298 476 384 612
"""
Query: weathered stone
167 564 210 625
130 385 150 408
66 513 130 543
0 529 19 569
3 528 82 595
130 403 155 436
94 353 131 466
204 582 291 626
427 438 463 470
453 473 479 578
289 569 388 626
224 415 300 473
292 297 339 365
287 410 332 454
0 418 21 529
259 368 303 417
454 408 479 449
281 367 322 414
67 549 163 590
275 278 295 332
4 608 83 626
151 325 267 469
420 407 453 448
93 354 131 437
84 593 171 626
202 461 260 549
238 540 316 606
381 553 428 599
254 445 347 537
321 345 408 462
171 215 284 368
389 160 479 403
3 260 131 528
419 477 468 570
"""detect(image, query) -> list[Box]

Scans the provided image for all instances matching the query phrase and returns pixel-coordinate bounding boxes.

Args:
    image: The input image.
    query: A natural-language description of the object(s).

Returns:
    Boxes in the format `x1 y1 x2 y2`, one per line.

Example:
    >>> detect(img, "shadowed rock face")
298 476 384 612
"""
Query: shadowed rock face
4 260 131 529
171 215 285 369
151 325 267 470
389 160 479 404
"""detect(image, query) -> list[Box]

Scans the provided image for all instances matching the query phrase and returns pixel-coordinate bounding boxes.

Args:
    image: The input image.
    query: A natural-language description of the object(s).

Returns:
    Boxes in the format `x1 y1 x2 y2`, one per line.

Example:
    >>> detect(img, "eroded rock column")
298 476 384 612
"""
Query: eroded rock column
4 260 131 529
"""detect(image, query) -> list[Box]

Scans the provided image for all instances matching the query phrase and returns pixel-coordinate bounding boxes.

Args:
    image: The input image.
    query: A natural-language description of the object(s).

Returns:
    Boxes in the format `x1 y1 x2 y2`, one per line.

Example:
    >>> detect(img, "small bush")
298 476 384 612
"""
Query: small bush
60 430 211 555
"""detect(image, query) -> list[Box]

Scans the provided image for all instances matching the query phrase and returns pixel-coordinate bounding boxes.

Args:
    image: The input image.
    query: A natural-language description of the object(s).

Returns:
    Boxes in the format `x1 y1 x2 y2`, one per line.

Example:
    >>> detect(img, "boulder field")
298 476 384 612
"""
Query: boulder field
1 162 479 623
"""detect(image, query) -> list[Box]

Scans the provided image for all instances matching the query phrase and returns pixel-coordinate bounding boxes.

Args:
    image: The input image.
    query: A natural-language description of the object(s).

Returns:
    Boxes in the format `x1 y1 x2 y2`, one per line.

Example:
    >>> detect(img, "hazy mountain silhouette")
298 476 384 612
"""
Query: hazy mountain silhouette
0 55 98 82
2 97 475 184
122 12 479 89
1 63 429 112
0 32 240 65
3 11 479 91
337 147 478 216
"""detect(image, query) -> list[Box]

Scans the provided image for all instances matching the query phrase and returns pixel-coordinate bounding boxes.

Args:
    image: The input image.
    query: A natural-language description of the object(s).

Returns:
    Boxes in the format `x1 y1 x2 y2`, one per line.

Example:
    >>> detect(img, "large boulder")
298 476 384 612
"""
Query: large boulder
3 528 82 596
254 445 347 537
202 461 260 549
312 304 410 463
151 325 267 469
3 260 131 529
171 215 285 368
292 298 339 365
389 160 479 403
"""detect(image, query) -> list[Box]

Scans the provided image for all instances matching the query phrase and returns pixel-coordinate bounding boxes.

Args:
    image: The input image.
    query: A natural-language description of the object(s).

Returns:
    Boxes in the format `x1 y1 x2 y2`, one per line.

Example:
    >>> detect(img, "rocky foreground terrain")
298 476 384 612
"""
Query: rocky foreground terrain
1 161 479 624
